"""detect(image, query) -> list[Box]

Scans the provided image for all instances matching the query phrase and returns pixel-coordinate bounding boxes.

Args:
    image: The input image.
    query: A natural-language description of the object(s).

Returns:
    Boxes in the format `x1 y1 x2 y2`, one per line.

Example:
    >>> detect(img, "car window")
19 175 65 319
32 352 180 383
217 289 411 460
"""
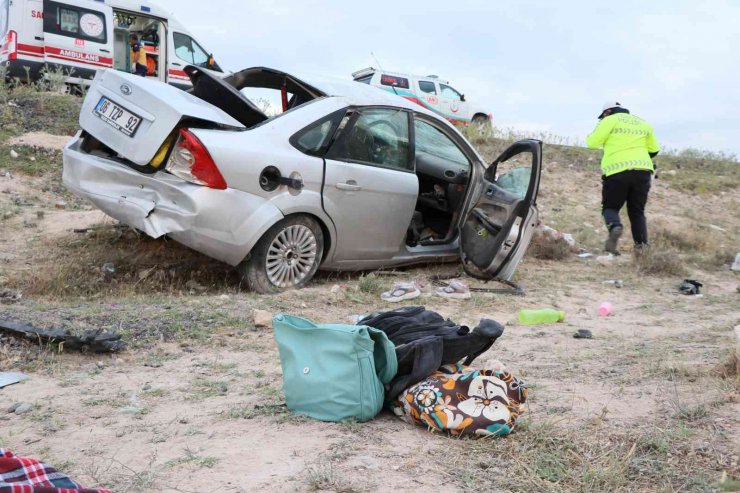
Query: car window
414 119 469 168
418 81 436 95
43 1 108 43
0 0 9 38
174 32 210 68
440 84 463 101
291 109 345 157
330 108 411 171
496 166 532 199
354 74 373 84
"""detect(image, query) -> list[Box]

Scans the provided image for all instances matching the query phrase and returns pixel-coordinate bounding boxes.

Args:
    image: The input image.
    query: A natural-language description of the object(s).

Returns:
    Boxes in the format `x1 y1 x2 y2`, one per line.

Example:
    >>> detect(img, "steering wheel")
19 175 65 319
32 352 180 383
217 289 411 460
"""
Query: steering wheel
366 120 398 164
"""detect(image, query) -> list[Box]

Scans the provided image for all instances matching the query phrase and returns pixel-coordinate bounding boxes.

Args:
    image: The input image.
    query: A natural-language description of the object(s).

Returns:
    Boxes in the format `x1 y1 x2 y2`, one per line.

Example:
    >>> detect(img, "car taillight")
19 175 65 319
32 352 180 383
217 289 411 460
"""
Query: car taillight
165 128 227 190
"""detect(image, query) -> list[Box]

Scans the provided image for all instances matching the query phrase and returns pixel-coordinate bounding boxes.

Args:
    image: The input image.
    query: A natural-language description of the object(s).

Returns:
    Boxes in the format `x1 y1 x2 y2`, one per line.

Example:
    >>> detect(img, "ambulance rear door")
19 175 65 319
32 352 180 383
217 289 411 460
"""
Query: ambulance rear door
42 0 114 78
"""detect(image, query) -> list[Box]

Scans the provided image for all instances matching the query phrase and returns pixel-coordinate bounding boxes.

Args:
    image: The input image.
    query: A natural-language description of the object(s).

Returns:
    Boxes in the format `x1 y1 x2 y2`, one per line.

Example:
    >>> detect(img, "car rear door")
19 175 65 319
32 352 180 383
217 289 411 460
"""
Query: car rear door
42 0 113 73
322 107 418 262
459 139 542 280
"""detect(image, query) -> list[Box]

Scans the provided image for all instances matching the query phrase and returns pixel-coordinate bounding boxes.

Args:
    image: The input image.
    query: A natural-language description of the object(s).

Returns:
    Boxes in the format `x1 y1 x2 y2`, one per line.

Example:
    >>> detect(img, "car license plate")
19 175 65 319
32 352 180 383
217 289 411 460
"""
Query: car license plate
93 97 142 137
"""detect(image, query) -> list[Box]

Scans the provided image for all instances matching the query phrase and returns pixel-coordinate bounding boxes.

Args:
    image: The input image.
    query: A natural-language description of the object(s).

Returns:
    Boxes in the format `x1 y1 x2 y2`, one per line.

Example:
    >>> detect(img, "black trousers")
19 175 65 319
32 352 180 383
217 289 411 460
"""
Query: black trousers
602 169 651 245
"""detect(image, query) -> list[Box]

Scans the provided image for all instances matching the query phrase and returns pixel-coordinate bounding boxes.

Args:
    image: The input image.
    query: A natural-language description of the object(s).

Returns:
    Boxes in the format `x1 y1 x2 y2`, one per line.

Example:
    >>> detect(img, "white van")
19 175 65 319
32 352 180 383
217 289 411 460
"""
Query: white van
352 67 492 127
0 0 222 89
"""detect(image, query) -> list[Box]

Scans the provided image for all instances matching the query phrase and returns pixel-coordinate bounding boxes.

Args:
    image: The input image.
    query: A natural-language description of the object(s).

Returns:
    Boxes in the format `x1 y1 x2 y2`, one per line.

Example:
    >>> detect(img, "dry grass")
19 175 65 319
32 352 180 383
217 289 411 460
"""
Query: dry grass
527 231 576 261
634 245 687 277
3 226 241 299
444 417 724 492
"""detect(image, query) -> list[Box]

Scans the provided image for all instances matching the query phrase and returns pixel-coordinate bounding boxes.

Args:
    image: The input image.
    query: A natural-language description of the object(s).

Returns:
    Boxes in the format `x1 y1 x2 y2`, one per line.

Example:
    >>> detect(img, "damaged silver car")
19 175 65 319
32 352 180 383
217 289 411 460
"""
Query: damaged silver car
63 66 542 293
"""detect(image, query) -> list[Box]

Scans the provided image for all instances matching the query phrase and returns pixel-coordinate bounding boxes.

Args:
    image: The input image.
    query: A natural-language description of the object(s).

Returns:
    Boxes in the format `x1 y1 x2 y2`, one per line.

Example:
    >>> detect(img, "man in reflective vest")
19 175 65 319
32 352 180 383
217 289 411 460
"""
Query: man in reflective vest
587 102 660 255
129 34 148 77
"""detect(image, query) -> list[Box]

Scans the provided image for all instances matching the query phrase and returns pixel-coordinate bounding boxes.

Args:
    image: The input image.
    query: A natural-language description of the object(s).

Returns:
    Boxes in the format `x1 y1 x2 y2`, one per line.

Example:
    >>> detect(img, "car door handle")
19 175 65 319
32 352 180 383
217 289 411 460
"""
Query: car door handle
35 36 44 41
335 181 361 191
100 49 111 53
172 62 182 67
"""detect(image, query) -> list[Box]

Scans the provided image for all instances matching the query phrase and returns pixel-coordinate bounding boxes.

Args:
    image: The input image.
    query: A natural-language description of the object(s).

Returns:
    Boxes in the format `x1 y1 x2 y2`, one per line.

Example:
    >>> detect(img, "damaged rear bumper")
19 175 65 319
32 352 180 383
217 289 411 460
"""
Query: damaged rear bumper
62 135 283 266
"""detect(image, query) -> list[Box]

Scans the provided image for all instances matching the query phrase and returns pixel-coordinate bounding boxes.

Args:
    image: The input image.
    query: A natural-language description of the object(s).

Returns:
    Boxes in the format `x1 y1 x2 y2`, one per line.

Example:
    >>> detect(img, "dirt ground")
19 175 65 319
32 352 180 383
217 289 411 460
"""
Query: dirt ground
1 125 739 492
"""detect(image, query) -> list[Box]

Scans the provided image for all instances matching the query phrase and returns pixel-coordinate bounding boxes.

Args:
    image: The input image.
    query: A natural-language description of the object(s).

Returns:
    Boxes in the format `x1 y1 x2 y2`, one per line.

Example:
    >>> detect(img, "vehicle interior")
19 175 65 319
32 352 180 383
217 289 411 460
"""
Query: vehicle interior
406 118 472 247
112 11 165 81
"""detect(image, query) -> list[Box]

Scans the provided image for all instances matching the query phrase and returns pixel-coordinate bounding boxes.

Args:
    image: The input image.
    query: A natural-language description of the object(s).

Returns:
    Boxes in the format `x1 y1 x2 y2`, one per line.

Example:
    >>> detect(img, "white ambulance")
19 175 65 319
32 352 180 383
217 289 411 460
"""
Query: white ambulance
0 0 222 89
352 67 492 128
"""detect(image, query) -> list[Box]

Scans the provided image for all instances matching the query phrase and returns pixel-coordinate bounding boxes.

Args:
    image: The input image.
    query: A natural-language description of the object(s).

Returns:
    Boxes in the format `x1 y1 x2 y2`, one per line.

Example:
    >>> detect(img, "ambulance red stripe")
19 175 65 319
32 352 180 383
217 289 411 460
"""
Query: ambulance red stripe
17 43 44 54
44 46 113 68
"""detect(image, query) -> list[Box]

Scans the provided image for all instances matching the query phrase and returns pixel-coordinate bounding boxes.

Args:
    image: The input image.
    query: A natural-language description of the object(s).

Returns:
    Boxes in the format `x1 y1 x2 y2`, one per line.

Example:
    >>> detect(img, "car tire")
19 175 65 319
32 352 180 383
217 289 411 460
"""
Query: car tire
471 115 492 136
239 215 324 294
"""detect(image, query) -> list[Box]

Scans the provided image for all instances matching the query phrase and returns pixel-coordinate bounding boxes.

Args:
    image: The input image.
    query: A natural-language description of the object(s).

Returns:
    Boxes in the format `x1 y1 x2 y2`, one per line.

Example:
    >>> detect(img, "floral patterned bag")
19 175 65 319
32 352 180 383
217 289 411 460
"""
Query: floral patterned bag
391 363 527 437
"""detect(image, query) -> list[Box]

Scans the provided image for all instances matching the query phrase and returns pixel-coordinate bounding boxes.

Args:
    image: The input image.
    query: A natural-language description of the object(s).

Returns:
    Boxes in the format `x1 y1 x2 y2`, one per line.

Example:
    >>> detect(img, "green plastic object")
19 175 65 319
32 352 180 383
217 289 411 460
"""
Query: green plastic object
273 314 398 422
517 308 566 325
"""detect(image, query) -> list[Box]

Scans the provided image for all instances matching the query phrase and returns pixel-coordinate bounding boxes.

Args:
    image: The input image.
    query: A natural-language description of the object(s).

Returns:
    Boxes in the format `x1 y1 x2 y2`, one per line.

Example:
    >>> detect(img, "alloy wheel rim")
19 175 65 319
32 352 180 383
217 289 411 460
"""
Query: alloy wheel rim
265 225 318 288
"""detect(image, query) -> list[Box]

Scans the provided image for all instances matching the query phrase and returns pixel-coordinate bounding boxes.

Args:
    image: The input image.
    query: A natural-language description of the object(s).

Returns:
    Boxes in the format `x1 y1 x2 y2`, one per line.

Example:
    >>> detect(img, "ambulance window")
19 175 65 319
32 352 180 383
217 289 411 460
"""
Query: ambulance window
174 33 210 68
44 2 108 43
0 0 9 37
355 74 373 84
419 81 436 95
380 75 409 89
440 84 463 101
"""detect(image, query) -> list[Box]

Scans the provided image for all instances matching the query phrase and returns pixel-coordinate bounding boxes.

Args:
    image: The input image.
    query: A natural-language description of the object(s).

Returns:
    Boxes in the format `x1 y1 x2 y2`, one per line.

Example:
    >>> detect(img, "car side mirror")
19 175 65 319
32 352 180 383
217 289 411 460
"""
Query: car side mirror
461 94 466 102
208 54 215 69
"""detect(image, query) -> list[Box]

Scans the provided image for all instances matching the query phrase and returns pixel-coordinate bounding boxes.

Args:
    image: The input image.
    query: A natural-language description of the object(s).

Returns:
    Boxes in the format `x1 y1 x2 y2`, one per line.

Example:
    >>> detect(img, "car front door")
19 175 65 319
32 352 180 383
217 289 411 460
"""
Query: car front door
459 139 542 280
439 83 470 124
322 107 418 262
42 0 113 73
417 79 442 115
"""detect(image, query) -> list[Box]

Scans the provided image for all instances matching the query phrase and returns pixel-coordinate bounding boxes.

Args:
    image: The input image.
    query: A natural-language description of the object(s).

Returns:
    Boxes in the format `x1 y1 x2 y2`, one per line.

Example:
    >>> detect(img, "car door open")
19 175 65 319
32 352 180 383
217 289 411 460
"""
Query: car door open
459 139 542 280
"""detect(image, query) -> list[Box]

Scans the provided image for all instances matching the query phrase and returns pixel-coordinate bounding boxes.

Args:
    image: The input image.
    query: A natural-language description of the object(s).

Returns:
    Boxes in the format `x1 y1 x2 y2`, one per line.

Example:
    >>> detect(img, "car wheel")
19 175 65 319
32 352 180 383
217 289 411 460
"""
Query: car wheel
239 215 324 294
471 115 492 136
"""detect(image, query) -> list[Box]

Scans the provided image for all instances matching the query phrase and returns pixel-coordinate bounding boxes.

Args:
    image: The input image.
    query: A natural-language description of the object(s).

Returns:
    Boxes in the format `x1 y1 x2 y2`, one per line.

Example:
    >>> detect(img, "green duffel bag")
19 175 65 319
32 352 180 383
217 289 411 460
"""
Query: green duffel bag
273 314 398 422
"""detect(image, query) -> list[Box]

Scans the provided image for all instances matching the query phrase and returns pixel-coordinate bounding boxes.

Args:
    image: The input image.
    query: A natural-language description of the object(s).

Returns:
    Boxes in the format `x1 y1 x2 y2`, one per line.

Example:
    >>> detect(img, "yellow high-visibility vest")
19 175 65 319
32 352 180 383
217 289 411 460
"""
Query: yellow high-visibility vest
586 113 660 176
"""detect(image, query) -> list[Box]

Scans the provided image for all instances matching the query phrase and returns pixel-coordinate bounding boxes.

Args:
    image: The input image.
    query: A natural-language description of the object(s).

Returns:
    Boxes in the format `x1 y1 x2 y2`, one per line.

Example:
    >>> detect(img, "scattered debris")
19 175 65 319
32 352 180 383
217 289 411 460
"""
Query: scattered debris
732 253 740 272
518 308 566 325
598 302 613 317
7 403 34 414
0 319 125 353
101 262 116 281
0 288 22 304
679 279 703 296
603 279 624 288
577 252 594 259
185 279 207 293
573 329 593 339
596 254 616 264
709 224 726 233
0 372 29 389
434 280 471 300
540 225 576 247
253 309 273 328
9 150 19 159
381 282 422 302
430 275 525 296
74 223 127 234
